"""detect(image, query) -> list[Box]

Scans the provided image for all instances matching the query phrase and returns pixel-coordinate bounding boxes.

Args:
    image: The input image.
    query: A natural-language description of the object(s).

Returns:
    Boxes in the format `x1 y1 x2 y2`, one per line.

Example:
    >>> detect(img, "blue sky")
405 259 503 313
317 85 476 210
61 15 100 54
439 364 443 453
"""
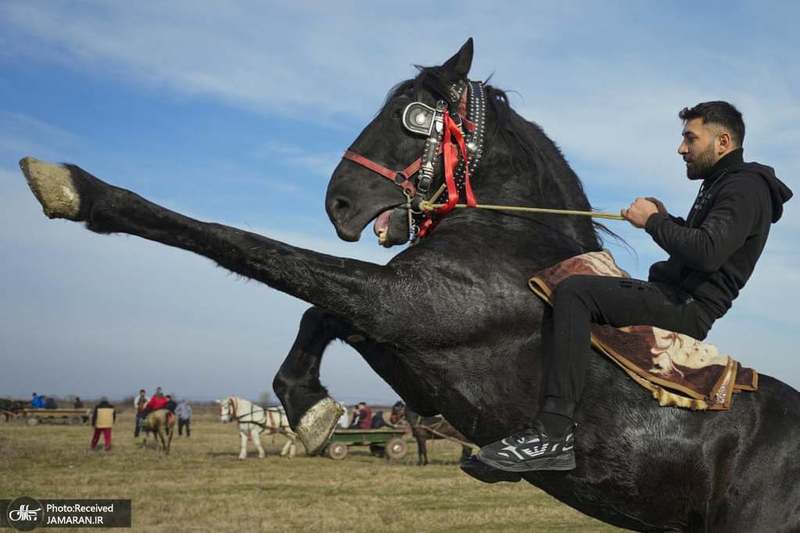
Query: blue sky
1 1 797 403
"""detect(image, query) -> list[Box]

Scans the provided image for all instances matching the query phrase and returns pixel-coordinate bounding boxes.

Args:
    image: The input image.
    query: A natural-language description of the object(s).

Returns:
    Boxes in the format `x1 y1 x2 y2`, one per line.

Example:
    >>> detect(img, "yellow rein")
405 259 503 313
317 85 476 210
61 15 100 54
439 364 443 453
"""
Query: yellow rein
418 200 625 221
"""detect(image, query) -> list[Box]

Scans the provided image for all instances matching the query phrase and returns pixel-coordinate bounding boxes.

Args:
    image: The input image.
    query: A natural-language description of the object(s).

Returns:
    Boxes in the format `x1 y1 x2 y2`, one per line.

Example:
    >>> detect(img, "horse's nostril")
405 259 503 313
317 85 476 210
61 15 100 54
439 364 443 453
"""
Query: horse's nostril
330 197 351 218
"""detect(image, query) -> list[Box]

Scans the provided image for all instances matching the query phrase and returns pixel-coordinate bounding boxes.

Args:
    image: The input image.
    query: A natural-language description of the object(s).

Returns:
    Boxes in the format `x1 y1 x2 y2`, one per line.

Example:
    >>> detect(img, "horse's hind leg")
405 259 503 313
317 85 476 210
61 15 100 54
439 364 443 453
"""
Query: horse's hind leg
253 431 266 459
273 307 348 455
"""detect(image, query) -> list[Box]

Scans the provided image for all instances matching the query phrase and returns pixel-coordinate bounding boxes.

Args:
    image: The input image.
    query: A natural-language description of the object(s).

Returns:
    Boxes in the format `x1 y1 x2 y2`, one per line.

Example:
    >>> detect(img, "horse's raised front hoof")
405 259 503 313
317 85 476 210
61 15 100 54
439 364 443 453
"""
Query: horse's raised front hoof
459 456 522 484
295 397 344 455
19 157 82 220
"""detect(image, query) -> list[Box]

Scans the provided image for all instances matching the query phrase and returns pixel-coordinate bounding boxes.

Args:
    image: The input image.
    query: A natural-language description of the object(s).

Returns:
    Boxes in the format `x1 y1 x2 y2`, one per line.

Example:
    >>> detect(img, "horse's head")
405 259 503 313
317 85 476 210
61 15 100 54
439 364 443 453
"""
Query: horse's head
326 39 475 247
326 38 602 255
217 396 235 423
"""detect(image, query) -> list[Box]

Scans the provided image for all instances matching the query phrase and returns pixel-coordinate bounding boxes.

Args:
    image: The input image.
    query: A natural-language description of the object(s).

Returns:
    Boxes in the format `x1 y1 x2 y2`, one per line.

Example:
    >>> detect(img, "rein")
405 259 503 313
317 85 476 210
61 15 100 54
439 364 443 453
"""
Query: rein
419 201 624 220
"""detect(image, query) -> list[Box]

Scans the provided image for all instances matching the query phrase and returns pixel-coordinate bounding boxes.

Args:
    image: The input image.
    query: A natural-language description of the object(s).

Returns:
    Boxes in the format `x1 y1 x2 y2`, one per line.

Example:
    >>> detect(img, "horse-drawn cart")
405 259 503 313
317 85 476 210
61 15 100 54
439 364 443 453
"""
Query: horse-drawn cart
323 428 409 461
20 408 91 426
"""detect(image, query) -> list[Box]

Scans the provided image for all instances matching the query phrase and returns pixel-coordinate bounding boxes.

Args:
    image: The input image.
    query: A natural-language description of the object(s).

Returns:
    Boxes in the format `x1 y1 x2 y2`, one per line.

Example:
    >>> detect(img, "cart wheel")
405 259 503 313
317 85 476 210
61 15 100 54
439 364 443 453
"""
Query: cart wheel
385 438 407 460
327 442 348 460
27 417 39 426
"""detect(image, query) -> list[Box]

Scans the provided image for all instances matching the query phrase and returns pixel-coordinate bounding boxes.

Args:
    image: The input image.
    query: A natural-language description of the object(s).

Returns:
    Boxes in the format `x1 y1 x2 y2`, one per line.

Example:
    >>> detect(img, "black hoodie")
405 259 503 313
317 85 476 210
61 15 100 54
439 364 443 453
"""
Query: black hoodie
645 148 792 326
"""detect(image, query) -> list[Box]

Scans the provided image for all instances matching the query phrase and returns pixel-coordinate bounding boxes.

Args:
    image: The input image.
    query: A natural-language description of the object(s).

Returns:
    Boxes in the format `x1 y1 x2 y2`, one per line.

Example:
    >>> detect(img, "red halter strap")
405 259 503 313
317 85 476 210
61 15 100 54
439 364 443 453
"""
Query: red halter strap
342 150 421 197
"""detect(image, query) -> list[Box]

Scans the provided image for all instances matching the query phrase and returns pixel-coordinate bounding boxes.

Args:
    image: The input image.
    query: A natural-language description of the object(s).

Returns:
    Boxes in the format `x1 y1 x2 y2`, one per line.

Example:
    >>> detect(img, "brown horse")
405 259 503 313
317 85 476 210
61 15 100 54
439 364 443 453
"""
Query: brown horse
406 410 473 466
141 409 175 454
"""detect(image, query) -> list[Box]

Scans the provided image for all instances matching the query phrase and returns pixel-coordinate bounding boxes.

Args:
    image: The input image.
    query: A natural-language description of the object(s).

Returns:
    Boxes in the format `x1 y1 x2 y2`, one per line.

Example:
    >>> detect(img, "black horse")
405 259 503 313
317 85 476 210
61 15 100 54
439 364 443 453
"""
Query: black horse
19 39 799 531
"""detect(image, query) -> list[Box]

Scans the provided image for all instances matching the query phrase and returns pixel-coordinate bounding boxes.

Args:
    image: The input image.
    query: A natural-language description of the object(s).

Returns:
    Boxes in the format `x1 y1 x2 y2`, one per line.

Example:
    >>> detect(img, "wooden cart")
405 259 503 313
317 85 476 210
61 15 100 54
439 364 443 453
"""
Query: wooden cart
20 408 91 426
322 428 409 461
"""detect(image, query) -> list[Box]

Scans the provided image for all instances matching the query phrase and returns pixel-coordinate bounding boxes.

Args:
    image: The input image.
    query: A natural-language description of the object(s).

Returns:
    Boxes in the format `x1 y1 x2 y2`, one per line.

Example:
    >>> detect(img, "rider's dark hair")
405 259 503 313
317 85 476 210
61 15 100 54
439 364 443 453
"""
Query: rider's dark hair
679 101 745 147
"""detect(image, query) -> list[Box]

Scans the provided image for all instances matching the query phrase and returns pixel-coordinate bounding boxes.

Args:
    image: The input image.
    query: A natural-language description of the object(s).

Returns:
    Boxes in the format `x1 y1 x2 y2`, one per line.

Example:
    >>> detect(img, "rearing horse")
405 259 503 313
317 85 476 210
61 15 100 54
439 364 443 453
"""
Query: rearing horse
19 39 799 531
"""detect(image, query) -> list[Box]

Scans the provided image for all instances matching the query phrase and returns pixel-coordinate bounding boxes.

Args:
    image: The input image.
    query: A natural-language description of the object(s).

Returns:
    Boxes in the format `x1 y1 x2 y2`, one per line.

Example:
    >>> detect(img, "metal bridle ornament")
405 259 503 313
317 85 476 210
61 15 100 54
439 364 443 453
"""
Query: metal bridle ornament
341 79 487 242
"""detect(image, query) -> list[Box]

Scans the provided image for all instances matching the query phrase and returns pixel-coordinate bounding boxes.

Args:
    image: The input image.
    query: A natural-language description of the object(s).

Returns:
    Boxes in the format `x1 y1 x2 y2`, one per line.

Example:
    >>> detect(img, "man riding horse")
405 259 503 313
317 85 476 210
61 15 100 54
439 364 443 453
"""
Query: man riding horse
18 39 800 530
478 101 792 472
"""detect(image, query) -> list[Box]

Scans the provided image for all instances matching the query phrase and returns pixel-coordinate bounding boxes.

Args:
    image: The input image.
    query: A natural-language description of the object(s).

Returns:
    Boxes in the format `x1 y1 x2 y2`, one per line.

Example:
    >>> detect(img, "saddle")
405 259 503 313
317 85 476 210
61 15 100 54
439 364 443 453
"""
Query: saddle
529 250 757 411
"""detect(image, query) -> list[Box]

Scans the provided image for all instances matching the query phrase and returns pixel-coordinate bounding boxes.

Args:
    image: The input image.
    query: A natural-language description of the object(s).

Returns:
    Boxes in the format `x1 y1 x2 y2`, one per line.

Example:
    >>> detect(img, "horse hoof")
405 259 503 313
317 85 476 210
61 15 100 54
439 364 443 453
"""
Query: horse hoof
19 157 82 220
460 456 522 484
295 397 344 455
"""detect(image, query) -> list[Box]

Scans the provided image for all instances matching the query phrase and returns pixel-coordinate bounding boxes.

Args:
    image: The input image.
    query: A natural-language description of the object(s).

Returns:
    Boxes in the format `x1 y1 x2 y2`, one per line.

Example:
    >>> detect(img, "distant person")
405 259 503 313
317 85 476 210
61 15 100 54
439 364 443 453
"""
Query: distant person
389 401 407 428
165 395 177 414
44 396 57 409
73 397 84 408
140 388 168 419
337 405 349 428
90 397 115 451
31 392 45 408
349 402 373 429
134 389 147 437
176 400 192 437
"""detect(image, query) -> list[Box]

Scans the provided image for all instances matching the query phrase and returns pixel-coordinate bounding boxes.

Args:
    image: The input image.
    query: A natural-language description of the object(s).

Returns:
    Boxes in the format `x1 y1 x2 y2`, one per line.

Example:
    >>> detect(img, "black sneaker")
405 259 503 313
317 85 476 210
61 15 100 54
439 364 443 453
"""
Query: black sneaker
477 421 576 472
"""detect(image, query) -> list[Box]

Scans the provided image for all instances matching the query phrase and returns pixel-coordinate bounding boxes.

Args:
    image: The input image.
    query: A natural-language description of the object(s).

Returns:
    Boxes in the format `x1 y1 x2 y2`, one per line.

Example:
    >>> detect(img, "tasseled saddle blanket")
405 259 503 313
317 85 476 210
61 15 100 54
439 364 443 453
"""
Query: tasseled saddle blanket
528 250 758 411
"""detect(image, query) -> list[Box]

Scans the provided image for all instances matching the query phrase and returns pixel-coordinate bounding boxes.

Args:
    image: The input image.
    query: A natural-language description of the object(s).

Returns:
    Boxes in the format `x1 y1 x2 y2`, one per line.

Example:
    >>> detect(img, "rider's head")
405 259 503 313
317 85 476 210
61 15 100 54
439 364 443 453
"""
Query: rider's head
678 101 744 180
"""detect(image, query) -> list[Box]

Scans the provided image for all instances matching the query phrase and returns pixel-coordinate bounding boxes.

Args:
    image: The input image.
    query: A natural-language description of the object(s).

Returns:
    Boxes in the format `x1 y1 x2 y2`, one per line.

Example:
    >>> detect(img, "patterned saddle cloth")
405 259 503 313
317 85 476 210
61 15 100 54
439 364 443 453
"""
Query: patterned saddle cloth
528 250 757 411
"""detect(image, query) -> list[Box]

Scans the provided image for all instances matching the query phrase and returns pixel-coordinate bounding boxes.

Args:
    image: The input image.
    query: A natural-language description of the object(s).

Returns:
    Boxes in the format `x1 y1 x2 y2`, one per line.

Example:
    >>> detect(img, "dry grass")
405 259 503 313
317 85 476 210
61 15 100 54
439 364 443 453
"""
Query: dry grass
0 409 624 532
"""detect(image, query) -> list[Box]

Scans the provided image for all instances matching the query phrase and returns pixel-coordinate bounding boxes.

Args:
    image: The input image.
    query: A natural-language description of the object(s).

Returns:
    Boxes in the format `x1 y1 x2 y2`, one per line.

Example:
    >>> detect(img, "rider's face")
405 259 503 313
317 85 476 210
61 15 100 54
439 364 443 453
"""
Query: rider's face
678 118 722 180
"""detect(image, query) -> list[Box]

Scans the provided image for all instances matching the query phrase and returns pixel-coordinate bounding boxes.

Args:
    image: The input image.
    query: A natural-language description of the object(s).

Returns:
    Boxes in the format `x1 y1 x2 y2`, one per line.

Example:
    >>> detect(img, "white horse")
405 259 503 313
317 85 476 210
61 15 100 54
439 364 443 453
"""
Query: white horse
218 396 298 460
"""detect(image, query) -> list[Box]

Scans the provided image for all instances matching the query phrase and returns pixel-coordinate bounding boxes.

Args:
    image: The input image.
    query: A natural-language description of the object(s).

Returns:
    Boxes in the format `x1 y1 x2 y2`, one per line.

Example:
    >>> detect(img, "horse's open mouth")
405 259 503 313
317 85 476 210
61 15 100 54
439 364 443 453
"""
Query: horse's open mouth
371 206 409 247
373 209 393 244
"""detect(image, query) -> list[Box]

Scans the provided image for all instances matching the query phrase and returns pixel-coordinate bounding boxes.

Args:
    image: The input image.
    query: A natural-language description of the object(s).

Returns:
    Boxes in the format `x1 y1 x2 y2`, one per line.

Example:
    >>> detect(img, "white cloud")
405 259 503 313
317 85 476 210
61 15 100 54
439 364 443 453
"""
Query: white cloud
0 111 82 161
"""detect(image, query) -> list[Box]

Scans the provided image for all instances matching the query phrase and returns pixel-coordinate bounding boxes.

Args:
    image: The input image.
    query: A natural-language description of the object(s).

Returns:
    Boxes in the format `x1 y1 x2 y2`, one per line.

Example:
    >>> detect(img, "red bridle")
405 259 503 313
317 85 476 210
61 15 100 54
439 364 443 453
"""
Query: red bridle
340 96 477 239
341 150 422 198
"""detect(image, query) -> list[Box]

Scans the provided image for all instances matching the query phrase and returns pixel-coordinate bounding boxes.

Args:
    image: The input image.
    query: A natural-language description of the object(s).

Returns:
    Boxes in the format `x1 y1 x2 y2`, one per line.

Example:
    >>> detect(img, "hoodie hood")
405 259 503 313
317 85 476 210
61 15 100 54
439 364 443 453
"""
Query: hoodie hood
742 162 792 222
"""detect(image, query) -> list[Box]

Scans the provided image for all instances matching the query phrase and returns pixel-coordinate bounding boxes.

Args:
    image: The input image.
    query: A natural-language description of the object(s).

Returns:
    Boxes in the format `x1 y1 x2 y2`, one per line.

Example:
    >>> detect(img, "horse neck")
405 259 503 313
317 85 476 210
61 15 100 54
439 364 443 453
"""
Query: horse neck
232 397 252 417
454 105 601 255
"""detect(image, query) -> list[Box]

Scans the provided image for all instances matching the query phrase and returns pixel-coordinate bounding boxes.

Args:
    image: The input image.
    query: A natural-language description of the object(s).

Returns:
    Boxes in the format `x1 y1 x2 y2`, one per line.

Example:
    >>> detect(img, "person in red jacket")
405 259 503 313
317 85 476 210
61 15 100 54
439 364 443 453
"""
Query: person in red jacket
140 387 168 419
348 402 373 429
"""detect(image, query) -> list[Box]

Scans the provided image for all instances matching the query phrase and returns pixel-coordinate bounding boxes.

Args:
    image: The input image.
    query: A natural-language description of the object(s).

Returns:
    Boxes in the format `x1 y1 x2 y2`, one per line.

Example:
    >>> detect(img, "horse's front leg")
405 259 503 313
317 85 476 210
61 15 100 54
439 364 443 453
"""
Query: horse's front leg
157 429 167 454
280 434 296 458
239 431 248 460
273 307 350 454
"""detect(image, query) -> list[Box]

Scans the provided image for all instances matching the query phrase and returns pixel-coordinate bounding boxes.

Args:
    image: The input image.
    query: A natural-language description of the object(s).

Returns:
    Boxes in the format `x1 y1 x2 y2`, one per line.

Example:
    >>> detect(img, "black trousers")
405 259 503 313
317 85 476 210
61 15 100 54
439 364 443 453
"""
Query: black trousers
178 418 190 436
542 275 714 419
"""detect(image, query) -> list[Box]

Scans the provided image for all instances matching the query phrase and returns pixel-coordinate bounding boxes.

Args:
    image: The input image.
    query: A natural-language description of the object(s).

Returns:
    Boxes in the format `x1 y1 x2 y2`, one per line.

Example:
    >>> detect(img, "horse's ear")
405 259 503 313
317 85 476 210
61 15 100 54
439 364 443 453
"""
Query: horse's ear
441 38 474 80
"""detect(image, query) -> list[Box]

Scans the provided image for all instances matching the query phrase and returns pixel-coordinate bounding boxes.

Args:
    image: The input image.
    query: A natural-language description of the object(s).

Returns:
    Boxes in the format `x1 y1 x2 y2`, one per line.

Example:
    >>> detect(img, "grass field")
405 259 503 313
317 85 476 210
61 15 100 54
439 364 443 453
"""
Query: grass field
0 408 624 532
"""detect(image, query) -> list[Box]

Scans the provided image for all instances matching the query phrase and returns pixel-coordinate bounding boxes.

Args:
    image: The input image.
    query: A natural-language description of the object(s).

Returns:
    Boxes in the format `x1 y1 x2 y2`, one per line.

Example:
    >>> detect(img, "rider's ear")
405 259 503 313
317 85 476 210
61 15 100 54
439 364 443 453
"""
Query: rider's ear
441 38 474 80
